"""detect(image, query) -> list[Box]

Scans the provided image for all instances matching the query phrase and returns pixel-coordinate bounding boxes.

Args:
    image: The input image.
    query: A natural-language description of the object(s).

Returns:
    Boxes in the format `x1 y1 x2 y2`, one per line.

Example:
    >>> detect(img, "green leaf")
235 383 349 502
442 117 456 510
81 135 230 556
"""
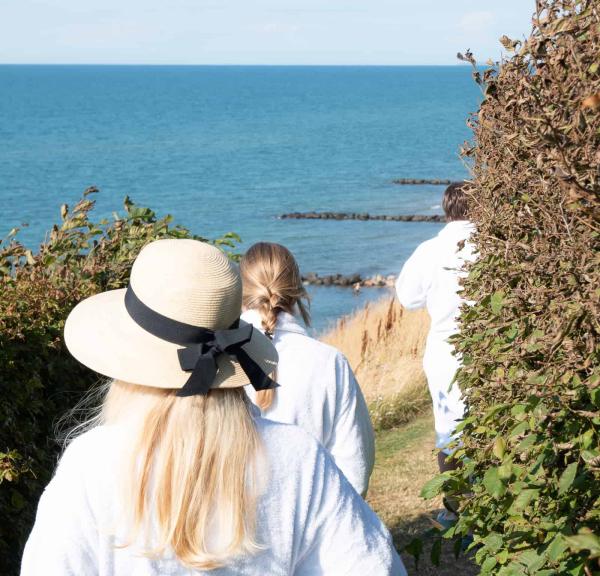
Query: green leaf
481 555 498 572
496 549 509 564
498 561 527 575
493 437 506 458
510 420 529 437
558 462 578 495
517 434 538 452
498 462 513 479
547 534 568 562
518 549 546 572
510 488 539 512
579 429 594 450
511 404 527 416
420 473 449 499
484 532 503 554
581 449 600 462
484 403 510 421
591 387 600 407
483 467 506 498
564 532 600 558
505 325 519 341
490 291 505 314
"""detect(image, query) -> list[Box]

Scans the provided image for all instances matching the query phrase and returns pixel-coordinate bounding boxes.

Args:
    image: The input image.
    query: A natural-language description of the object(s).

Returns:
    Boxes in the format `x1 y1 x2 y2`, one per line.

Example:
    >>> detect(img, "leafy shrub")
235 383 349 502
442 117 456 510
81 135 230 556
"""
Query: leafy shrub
0 188 240 575
423 2 600 574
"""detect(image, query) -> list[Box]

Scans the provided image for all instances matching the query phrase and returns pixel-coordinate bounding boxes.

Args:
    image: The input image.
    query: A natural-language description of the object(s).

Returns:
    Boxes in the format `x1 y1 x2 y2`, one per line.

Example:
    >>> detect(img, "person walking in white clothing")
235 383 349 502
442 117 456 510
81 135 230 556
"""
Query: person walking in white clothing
22 239 405 576
240 242 375 496
395 182 475 473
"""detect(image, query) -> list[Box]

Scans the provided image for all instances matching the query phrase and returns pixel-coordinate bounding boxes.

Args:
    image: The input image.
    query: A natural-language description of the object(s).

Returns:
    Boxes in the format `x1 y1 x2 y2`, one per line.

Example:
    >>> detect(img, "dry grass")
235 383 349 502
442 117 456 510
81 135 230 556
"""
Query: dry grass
321 297 431 430
321 297 430 401
322 297 431 431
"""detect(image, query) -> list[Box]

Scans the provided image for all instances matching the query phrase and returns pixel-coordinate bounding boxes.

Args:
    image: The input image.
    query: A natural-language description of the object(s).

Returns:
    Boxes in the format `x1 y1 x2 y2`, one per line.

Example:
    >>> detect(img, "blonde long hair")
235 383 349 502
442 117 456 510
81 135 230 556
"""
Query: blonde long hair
240 242 310 411
98 380 262 570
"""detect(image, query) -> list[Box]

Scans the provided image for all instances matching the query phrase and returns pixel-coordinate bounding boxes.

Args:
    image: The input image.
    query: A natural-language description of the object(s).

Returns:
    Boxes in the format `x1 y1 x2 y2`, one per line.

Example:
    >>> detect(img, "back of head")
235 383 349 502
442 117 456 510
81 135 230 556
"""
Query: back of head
442 181 469 222
240 242 310 410
62 239 279 570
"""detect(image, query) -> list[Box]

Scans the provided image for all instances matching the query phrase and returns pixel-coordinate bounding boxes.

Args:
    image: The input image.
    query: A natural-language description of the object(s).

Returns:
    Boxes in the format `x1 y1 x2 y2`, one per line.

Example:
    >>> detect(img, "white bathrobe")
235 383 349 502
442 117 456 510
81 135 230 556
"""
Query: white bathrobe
395 220 475 452
21 420 405 576
242 310 375 496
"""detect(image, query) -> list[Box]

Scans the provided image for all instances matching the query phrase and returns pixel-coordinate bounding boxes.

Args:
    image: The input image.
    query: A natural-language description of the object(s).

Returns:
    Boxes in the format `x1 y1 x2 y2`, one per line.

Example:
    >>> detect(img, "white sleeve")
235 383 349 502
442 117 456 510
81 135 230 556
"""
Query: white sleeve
325 354 375 496
395 243 433 310
21 439 98 576
295 444 406 576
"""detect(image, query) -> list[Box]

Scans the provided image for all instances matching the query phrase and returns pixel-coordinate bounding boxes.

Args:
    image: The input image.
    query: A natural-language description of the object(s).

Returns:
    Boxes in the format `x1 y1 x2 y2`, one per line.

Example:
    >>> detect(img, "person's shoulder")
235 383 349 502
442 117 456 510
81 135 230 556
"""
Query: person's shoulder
407 235 440 262
420 234 444 251
59 425 121 471
283 335 352 373
307 336 343 360
281 330 340 362
327 348 356 383
66 424 119 449
423 231 443 245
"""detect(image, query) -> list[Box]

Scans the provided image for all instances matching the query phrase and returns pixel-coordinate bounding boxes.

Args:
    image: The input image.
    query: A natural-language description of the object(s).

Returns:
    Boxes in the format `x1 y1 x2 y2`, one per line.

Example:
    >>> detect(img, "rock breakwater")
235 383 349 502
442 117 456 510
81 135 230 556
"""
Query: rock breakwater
280 212 444 222
302 272 396 288
392 178 452 185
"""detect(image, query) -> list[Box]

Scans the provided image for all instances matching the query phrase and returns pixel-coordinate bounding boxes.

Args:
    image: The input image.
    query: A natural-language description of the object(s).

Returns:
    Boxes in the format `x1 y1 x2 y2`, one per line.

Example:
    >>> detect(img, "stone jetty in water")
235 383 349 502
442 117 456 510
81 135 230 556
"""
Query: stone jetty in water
302 272 396 288
280 212 445 222
392 178 453 185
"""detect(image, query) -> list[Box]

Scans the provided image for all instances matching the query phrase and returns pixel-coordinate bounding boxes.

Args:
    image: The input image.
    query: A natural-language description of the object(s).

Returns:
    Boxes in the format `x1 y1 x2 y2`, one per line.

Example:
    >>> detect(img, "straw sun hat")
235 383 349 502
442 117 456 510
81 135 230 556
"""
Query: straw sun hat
64 239 278 395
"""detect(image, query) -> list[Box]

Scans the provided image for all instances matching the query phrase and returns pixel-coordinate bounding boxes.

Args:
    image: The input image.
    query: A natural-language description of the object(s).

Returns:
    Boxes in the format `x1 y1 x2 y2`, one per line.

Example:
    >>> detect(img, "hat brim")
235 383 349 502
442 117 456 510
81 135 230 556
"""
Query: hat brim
64 289 278 390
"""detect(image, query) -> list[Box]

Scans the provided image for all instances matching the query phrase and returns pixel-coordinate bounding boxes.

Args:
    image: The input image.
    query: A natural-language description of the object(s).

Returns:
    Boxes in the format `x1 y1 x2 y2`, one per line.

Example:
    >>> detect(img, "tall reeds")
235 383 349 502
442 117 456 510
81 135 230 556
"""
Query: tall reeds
321 297 431 429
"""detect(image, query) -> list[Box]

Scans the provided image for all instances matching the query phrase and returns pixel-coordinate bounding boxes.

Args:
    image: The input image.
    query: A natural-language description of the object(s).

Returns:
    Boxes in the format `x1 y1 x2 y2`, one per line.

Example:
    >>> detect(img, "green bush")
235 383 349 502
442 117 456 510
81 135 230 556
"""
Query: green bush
0 188 240 575
423 2 600 574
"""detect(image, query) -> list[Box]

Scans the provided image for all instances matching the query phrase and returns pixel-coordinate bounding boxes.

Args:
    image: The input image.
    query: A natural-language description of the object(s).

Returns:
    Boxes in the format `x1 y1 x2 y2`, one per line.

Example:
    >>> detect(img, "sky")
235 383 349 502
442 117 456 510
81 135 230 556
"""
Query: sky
0 0 534 65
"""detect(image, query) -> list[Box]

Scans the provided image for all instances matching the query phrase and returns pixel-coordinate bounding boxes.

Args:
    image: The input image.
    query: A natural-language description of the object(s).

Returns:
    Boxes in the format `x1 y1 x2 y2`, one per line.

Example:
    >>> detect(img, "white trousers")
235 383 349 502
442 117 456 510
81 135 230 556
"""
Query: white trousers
422 336 465 453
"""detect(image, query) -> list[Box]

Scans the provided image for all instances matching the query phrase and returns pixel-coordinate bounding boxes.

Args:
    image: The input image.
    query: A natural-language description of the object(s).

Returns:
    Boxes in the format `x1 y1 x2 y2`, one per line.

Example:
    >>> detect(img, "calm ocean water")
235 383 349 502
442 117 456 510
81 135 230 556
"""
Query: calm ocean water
0 65 479 332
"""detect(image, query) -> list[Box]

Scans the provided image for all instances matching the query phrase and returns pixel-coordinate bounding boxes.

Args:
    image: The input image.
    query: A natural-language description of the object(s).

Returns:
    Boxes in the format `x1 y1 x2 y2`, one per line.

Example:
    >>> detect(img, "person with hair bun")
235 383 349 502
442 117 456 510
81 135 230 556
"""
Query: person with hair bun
240 242 374 496
21 239 405 575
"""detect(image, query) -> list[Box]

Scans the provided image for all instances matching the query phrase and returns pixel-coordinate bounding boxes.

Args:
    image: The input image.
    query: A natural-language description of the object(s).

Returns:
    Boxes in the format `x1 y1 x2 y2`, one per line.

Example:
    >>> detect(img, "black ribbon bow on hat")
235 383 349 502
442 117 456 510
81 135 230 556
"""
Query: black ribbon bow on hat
176 322 278 397
124 286 278 397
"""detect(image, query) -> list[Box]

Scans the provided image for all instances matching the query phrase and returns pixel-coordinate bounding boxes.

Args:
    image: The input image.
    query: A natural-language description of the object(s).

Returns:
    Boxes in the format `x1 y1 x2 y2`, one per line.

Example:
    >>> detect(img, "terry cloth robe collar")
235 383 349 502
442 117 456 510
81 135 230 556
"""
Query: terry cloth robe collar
241 309 308 336
437 220 475 239
273 311 308 335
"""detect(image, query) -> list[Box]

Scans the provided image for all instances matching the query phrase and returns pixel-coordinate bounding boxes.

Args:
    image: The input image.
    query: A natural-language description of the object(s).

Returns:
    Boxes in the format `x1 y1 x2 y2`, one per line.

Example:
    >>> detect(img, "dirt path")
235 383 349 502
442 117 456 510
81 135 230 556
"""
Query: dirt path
367 415 479 575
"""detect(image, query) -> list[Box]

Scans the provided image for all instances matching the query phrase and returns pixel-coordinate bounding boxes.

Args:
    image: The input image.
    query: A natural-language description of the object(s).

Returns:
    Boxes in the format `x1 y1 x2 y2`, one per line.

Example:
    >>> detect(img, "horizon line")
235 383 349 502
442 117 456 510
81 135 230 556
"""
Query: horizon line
0 62 476 67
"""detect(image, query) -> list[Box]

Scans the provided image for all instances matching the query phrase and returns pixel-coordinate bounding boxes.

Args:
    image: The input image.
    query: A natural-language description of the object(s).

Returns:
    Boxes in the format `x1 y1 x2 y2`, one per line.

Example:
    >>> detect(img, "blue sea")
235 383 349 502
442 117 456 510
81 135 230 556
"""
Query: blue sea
0 65 480 332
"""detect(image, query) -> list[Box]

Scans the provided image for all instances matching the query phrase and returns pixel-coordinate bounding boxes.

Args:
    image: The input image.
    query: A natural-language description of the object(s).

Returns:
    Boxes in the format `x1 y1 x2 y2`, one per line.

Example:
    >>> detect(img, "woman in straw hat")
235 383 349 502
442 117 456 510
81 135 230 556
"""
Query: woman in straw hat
240 242 374 496
21 239 405 575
